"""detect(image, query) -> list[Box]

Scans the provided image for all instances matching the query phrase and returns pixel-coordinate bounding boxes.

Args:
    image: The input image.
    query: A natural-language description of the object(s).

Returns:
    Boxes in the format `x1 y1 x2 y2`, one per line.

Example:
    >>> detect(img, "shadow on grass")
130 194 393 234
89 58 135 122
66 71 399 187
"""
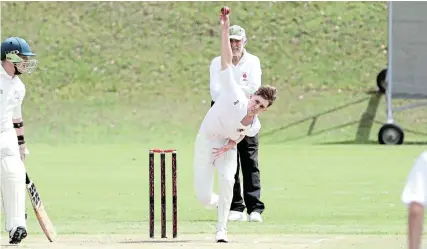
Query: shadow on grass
318 140 427 145
261 96 372 140
318 120 427 145
261 91 427 145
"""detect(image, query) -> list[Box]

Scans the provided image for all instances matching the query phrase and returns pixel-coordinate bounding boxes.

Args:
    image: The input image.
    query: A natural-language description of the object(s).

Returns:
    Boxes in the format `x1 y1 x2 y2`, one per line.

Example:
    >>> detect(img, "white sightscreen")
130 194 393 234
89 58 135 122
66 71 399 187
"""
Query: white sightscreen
390 2 427 99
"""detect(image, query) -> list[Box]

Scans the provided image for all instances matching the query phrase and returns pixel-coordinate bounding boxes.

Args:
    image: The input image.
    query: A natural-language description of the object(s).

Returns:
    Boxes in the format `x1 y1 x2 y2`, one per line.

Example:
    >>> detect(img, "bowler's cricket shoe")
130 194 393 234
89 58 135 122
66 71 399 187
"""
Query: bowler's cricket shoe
9 226 27 244
216 229 228 243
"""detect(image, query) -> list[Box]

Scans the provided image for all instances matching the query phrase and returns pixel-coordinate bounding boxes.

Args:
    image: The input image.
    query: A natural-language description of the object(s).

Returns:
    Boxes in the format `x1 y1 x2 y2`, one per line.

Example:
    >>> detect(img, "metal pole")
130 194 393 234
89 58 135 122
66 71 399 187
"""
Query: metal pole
386 1 394 123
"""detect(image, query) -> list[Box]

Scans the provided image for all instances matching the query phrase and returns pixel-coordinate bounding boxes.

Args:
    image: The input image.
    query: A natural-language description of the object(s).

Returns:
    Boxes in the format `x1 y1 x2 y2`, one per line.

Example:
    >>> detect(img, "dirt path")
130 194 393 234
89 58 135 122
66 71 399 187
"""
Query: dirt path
0 234 409 249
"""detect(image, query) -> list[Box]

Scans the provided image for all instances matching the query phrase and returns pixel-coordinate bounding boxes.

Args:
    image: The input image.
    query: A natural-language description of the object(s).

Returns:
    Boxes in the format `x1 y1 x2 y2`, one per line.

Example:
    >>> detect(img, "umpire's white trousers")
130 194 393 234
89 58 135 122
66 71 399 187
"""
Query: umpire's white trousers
0 130 27 232
193 133 237 231
401 151 427 206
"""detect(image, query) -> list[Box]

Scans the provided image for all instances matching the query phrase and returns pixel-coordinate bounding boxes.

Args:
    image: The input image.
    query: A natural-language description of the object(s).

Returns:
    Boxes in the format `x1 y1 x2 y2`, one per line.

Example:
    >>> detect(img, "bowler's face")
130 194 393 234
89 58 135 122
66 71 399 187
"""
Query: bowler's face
247 95 269 116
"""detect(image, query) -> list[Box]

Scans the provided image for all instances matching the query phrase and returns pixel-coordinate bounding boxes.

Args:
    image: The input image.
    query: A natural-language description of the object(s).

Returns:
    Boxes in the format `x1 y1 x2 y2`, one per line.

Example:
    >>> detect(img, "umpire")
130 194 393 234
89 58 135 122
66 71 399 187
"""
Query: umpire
209 25 264 222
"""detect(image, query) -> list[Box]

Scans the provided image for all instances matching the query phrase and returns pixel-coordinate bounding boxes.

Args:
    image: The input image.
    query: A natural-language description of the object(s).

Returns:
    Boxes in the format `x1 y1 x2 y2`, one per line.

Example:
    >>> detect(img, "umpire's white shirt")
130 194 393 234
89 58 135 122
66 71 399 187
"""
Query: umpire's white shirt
209 49 262 102
199 66 261 142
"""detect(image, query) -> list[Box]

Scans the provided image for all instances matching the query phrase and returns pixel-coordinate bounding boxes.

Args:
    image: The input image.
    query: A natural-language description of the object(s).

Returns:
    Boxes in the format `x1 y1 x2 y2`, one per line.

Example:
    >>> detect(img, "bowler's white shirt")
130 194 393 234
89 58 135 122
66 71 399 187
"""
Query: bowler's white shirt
210 49 262 102
199 66 261 141
0 66 25 133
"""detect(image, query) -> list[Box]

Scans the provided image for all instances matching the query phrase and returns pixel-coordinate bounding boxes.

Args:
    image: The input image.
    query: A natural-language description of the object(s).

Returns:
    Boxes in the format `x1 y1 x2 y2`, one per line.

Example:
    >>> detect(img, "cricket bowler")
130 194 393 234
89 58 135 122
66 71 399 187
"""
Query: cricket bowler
0 37 37 244
209 24 265 223
193 11 277 243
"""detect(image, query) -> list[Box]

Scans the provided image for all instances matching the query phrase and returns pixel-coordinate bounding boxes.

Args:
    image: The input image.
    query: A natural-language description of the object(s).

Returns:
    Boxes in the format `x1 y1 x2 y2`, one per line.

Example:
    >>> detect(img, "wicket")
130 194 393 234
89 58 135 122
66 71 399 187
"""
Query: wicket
149 148 177 239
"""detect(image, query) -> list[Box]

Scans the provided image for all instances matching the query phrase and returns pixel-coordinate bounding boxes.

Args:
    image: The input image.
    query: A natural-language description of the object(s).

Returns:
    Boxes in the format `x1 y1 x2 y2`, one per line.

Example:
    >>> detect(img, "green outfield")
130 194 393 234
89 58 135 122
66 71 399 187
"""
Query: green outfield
1 143 425 248
1 1 427 248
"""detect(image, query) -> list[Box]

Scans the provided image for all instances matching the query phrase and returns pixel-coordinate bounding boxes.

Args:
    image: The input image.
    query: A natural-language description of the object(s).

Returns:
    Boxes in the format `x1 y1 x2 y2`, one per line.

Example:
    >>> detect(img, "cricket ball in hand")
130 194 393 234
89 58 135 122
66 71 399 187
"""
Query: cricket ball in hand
221 6 230 15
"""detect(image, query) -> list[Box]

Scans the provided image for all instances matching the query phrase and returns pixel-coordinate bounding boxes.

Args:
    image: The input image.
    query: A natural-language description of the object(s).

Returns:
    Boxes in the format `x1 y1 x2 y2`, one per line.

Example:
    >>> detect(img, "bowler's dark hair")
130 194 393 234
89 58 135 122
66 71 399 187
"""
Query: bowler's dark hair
254 85 277 107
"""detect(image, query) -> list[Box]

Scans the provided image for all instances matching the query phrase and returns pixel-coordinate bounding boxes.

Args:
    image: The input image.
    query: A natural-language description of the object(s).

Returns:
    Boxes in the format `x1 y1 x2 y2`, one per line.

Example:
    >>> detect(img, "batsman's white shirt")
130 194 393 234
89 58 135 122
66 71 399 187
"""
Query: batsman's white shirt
0 66 25 133
402 151 427 206
200 66 261 141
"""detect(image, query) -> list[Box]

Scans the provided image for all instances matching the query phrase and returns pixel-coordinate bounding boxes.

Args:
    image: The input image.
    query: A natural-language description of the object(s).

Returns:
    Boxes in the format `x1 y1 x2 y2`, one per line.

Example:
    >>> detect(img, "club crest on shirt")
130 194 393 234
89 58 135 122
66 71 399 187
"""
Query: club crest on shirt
242 72 248 81
14 91 20 100
233 100 239 105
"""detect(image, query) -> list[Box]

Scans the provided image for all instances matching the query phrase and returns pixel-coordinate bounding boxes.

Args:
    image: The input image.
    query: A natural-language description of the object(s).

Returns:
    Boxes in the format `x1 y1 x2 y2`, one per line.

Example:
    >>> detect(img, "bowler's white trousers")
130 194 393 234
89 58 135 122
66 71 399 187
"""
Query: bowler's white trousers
0 129 27 232
193 133 237 231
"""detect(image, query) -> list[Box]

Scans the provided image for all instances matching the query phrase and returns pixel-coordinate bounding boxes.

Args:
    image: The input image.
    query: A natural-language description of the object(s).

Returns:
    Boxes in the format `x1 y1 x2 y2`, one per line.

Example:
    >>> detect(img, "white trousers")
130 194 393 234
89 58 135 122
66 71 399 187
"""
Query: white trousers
193 133 237 231
401 151 427 206
0 130 26 232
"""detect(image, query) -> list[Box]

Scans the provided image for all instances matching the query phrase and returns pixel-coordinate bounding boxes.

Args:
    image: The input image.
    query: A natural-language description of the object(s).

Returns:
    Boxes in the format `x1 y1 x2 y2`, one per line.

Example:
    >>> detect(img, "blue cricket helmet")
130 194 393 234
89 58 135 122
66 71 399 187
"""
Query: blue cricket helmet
1 37 36 61
1 37 37 74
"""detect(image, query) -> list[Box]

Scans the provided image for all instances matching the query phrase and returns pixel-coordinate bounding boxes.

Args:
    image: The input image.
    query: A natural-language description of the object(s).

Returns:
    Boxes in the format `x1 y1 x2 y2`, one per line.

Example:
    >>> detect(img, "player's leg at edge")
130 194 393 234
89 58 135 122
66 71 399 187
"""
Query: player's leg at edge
401 151 427 249
408 202 424 249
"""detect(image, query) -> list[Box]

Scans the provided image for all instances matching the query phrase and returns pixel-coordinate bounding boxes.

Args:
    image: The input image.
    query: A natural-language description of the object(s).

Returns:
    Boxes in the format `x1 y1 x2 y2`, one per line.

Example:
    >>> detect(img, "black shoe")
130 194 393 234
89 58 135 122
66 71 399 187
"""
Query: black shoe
9 226 27 244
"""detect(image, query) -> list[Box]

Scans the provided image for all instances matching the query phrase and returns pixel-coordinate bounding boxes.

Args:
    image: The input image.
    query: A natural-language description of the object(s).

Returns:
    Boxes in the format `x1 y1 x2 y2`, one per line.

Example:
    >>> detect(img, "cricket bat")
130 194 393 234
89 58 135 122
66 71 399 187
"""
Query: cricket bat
26 173 57 242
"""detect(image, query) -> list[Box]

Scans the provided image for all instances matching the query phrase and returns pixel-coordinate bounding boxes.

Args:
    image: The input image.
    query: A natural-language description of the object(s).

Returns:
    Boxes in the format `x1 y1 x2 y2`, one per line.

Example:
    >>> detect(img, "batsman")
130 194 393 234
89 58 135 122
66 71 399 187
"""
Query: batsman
193 8 277 243
0 37 37 244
